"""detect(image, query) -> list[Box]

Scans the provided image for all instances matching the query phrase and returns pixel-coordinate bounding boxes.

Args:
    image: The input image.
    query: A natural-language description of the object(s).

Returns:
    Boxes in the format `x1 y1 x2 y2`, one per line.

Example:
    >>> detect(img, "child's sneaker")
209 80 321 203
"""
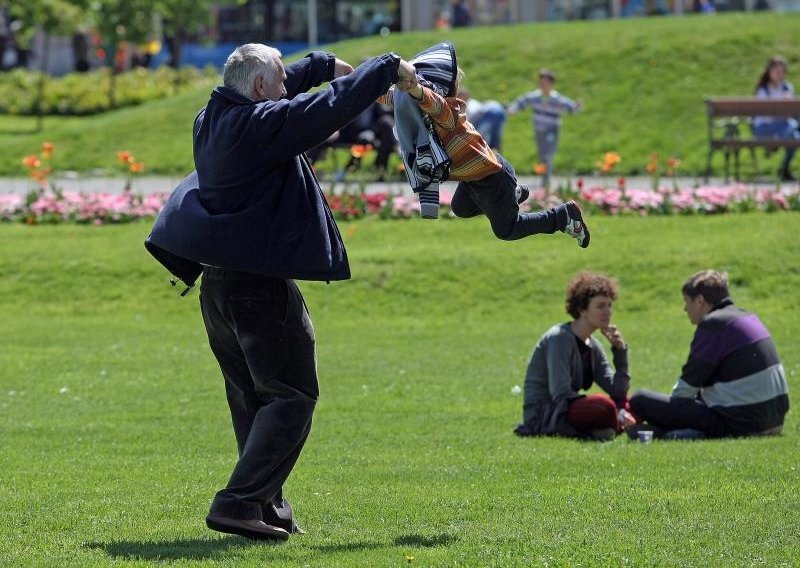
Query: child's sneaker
515 184 530 205
563 200 590 248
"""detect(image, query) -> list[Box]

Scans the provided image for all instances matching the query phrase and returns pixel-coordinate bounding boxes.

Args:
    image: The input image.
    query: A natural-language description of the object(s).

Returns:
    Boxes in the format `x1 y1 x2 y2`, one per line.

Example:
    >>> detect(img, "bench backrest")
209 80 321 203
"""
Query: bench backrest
705 97 800 117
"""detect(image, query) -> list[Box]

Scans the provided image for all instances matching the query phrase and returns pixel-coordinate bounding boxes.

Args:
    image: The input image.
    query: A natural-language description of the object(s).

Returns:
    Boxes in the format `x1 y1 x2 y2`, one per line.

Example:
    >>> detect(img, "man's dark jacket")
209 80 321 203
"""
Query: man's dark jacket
145 52 400 285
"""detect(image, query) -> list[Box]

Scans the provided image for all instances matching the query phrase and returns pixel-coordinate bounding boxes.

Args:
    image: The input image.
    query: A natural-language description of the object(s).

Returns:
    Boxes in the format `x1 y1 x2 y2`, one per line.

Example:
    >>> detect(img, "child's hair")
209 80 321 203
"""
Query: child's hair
565 272 618 319
538 68 556 82
681 270 729 305
454 66 465 95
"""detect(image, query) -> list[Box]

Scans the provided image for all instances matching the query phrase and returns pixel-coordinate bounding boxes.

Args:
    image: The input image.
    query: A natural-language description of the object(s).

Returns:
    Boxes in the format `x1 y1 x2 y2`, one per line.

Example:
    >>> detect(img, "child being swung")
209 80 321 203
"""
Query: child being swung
396 65 590 247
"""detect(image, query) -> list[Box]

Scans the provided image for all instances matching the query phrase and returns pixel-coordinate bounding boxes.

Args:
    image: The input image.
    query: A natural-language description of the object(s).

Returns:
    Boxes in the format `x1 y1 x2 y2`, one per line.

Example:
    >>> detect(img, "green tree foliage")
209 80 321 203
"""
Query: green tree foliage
155 0 246 68
1 0 87 130
1 0 85 46
92 0 158 57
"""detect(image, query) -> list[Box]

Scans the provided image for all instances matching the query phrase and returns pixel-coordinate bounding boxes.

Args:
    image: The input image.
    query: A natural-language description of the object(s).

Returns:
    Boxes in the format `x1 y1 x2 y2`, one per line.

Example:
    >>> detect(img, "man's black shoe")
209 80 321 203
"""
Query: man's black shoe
206 514 290 541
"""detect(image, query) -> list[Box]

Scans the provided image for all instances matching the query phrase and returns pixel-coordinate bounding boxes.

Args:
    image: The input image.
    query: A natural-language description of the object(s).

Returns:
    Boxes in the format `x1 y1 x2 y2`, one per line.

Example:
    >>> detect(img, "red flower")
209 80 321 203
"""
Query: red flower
23 155 40 169
350 144 373 159
116 151 134 164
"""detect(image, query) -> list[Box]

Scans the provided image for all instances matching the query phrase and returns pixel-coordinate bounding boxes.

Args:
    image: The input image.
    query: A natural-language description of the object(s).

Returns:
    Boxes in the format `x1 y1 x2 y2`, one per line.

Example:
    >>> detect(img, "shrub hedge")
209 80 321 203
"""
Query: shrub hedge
0 66 219 116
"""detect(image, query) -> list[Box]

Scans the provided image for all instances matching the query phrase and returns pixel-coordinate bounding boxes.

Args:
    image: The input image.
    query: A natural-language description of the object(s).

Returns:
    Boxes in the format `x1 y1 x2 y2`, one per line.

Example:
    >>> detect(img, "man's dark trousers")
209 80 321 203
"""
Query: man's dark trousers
629 389 729 438
200 267 318 522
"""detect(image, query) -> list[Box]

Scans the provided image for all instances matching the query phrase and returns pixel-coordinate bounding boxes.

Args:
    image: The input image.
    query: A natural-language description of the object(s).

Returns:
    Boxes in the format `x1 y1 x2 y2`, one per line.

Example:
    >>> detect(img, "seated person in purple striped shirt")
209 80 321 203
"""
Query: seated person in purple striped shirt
629 270 789 439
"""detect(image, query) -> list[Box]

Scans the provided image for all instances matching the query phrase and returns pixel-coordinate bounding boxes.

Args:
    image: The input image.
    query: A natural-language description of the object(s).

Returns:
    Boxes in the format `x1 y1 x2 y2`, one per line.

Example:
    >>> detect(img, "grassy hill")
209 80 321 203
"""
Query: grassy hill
1 12 799 177
0 215 798 565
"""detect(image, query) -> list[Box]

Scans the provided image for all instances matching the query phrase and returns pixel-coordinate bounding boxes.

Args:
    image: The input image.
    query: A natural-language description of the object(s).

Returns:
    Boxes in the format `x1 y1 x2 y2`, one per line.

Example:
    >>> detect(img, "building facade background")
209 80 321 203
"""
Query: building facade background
9 0 799 75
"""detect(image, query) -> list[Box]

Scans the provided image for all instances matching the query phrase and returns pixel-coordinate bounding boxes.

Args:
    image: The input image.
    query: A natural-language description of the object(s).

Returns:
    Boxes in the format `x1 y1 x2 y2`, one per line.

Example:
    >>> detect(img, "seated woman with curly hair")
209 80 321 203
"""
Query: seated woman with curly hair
515 272 636 440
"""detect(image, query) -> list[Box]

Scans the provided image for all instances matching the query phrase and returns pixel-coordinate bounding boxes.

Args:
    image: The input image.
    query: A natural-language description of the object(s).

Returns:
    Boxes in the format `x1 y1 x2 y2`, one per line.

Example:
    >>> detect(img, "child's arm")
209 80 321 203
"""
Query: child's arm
406 83 458 132
506 92 536 115
557 93 582 113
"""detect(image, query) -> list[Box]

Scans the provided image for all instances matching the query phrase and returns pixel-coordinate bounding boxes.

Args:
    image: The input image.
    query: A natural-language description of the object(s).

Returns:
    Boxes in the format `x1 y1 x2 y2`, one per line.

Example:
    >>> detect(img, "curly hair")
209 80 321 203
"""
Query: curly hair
565 272 618 319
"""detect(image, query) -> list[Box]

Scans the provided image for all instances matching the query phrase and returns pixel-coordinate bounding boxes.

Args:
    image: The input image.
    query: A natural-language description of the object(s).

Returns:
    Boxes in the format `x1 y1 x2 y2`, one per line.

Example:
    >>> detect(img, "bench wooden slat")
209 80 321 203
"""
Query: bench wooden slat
711 139 800 149
704 97 800 181
705 97 800 117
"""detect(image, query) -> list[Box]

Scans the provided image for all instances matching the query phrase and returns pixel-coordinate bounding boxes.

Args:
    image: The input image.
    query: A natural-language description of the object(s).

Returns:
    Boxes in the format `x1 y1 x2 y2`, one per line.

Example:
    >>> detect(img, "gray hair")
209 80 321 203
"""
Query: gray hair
223 43 282 97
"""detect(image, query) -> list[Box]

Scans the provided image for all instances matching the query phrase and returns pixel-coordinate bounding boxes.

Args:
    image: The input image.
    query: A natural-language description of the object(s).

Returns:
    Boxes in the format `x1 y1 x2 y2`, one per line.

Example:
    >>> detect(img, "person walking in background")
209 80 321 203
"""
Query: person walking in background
629 270 789 439
514 272 636 440
507 68 582 187
752 55 799 182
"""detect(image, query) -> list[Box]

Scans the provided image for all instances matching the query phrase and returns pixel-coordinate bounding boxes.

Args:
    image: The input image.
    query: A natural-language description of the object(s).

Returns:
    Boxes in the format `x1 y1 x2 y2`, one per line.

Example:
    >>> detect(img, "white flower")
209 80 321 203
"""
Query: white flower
59 387 69 394
511 385 522 395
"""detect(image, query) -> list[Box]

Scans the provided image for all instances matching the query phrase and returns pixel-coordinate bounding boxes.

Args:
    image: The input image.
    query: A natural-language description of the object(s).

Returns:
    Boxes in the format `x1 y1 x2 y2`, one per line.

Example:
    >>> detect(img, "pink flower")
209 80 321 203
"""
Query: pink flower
439 190 453 207
392 195 421 218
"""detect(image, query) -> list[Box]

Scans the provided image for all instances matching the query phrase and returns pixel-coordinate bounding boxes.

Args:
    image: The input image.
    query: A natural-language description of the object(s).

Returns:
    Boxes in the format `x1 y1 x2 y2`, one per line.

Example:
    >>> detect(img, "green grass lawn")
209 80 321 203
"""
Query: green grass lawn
0 213 798 566
1 12 799 178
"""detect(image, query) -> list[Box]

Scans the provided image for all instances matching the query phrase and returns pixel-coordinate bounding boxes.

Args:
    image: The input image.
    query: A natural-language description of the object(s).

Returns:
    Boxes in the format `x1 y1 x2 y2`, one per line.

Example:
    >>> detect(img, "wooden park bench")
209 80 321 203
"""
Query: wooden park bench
704 97 800 181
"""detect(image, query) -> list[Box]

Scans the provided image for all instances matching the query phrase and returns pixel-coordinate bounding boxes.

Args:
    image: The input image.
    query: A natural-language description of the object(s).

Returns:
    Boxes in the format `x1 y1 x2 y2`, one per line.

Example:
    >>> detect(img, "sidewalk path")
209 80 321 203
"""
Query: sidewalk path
0 174 787 196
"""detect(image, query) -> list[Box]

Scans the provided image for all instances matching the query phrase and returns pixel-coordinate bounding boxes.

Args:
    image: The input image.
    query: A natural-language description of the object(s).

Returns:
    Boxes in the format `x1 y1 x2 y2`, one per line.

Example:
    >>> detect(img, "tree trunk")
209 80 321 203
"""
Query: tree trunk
35 34 51 133
166 34 181 69
109 66 117 108
106 42 118 109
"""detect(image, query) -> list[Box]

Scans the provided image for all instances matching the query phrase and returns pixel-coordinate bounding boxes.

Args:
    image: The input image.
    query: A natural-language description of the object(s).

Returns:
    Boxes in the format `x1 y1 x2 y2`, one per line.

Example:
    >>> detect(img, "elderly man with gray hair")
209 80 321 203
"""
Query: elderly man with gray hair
146 44 416 541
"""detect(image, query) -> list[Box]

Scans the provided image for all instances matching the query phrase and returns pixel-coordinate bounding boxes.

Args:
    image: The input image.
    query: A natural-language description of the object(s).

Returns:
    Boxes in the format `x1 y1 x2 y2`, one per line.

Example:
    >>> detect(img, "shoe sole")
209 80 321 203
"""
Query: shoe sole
206 517 290 541
566 201 591 248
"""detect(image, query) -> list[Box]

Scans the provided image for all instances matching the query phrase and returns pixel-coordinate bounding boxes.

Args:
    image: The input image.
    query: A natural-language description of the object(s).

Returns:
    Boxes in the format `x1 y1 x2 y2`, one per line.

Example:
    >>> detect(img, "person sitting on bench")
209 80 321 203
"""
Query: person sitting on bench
307 101 396 181
752 55 800 182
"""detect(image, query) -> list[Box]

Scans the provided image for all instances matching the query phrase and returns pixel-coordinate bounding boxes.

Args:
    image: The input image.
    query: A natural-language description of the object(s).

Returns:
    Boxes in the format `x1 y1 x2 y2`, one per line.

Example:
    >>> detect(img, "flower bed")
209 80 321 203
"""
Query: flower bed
1 183 798 226
324 184 800 220
0 191 169 225
577 183 800 215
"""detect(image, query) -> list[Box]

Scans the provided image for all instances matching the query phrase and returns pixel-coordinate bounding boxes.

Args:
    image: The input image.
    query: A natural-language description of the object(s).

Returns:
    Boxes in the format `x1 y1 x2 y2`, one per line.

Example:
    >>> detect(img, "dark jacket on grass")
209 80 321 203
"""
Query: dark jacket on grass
672 298 789 434
145 52 401 285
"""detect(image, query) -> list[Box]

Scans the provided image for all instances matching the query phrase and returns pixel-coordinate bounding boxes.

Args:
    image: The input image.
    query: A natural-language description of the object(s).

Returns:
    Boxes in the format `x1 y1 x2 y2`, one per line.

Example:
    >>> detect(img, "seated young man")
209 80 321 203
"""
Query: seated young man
515 272 636 441
629 270 789 439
